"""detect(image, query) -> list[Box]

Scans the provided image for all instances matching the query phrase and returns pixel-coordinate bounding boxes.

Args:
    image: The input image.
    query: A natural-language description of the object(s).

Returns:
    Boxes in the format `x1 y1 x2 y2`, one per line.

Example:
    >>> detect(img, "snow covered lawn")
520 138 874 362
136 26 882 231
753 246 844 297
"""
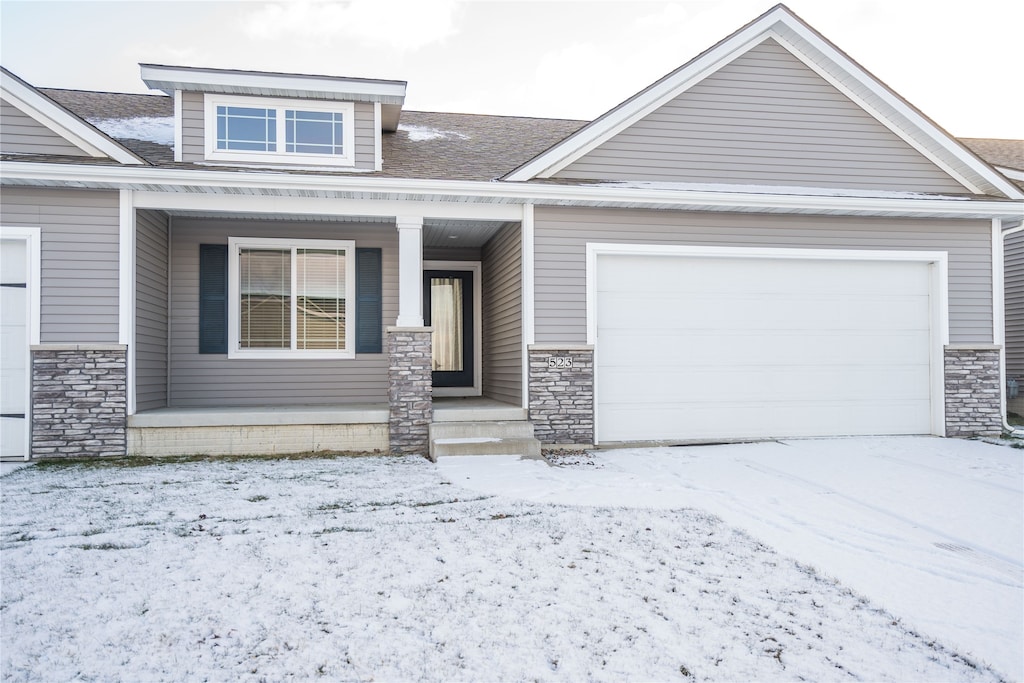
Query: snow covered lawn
0 441 1018 682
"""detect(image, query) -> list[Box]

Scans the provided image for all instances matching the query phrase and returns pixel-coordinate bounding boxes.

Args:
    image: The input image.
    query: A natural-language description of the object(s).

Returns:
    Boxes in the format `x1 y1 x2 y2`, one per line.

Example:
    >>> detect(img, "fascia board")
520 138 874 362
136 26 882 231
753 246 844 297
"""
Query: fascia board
3 161 1022 220
1 77 145 165
140 64 407 102
997 167 1024 182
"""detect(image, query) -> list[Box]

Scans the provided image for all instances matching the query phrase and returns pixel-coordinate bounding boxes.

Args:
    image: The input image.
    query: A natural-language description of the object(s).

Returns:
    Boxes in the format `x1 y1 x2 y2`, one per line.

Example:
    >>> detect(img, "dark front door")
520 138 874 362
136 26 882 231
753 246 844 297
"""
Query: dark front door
423 270 474 388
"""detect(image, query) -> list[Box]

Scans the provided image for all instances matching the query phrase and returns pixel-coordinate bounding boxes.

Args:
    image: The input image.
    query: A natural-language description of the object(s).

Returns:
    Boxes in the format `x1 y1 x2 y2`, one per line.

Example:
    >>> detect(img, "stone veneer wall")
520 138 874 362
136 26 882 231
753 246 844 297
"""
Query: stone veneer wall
31 345 127 458
527 345 594 445
387 328 433 455
944 346 1003 437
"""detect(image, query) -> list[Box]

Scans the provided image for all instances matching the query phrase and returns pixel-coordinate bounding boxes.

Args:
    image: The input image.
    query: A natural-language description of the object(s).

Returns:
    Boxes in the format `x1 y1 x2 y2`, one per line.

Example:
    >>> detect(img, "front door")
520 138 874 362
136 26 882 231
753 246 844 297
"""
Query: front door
423 269 474 389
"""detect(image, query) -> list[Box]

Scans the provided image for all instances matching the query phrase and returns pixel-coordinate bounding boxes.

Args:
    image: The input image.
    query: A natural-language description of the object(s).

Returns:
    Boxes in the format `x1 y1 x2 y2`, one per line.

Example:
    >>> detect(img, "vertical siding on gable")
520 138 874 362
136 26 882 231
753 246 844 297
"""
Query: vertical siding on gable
555 39 967 193
1006 229 1024 379
169 218 398 407
0 98 90 157
179 93 376 169
179 91 205 163
534 207 992 345
0 187 120 342
481 223 523 405
136 209 169 411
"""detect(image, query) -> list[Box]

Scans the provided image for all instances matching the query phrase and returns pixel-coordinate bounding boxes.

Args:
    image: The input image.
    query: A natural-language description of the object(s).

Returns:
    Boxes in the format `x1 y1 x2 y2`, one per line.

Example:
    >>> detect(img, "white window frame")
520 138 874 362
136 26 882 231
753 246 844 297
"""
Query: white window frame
227 237 356 359
205 95 356 167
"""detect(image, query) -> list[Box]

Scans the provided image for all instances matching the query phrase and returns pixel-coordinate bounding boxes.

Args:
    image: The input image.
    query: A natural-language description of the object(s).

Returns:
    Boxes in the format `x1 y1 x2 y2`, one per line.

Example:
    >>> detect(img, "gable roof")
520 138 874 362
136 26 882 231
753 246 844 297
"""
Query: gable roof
0 67 145 165
502 4 1023 200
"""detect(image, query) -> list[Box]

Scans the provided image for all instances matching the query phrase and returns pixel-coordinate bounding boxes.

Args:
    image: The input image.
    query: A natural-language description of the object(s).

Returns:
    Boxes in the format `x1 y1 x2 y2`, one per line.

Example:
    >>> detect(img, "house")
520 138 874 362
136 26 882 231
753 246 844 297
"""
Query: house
2 4 1022 461
959 138 1024 417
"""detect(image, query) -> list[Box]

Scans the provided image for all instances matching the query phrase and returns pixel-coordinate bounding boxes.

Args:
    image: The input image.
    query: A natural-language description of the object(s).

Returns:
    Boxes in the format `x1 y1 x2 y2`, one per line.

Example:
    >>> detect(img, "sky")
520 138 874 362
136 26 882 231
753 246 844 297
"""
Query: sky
1 0 1021 139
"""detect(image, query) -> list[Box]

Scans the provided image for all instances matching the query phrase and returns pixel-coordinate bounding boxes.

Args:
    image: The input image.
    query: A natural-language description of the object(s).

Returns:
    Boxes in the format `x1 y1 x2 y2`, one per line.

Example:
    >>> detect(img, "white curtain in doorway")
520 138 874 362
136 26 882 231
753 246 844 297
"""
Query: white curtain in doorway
431 277 463 371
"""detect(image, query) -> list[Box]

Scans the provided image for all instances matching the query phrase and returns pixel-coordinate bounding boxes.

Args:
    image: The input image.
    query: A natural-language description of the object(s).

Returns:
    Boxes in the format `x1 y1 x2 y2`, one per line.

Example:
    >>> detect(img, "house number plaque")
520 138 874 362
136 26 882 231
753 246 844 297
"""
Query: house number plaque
547 356 573 369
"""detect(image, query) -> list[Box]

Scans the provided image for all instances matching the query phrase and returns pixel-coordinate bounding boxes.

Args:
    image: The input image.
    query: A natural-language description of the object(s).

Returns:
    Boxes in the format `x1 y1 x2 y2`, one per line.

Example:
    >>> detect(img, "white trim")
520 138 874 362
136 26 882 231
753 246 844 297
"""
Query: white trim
1 71 144 165
424 260 482 397
0 226 41 460
373 102 383 172
993 219 1007 426
8 162 1022 220
119 190 136 415
173 90 183 163
141 63 407 101
502 7 1021 200
997 167 1024 182
585 243 950 440
226 236 356 359
521 204 535 410
203 94 356 167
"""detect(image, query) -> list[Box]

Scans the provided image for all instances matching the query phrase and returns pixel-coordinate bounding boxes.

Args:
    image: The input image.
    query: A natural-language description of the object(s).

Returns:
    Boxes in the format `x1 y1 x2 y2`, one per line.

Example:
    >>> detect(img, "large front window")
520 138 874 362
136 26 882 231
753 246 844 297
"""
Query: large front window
206 96 355 166
229 238 355 358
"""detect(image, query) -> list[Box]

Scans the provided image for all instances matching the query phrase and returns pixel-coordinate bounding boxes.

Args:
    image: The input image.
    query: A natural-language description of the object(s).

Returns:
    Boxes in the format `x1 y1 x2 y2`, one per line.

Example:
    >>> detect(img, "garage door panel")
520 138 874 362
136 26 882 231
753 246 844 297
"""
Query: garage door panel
599 364 931 403
601 399 934 442
598 293 931 331
594 252 937 442
599 330 932 366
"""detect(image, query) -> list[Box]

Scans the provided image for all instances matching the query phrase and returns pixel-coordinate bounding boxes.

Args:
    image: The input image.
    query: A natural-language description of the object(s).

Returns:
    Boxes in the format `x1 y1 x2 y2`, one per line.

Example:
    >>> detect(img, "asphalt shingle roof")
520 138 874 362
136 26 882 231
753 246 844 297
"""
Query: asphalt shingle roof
959 138 1024 172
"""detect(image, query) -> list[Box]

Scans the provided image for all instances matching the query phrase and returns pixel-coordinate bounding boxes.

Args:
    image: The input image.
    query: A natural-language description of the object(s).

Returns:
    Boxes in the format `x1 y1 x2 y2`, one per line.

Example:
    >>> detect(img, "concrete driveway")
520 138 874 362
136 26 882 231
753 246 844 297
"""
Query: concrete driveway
438 436 1024 681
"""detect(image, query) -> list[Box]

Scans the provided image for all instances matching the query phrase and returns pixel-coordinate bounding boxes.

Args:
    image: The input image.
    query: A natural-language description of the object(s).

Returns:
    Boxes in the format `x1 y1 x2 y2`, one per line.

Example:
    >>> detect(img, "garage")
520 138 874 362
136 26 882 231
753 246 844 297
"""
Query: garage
1 233 33 460
591 246 944 443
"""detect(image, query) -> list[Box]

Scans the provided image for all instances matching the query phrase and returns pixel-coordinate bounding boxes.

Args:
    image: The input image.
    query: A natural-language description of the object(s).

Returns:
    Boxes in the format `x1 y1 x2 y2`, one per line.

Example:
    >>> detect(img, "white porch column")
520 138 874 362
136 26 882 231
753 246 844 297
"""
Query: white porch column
395 216 425 327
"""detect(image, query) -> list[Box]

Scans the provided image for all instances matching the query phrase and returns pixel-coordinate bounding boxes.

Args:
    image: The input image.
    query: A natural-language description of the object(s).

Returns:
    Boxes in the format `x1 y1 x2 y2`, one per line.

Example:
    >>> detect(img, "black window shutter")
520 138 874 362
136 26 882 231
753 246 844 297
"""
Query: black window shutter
199 244 228 354
355 248 383 354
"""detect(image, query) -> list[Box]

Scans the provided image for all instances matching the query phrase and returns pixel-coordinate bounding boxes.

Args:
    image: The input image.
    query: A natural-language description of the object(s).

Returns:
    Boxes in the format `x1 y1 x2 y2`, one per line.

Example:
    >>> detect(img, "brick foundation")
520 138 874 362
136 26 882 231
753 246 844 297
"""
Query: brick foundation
31 344 127 458
528 345 594 445
944 346 1002 437
387 327 433 455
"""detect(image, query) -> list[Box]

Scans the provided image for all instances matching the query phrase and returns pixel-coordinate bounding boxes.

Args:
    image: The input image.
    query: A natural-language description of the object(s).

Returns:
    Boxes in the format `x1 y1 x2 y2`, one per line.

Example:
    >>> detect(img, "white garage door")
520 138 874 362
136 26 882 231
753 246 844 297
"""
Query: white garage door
595 251 937 443
1 237 30 459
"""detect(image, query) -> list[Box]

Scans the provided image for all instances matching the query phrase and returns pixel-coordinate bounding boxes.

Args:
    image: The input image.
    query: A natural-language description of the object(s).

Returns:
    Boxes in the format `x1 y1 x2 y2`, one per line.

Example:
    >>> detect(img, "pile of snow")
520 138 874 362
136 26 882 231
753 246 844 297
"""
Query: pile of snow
0 448 1011 682
398 123 469 142
88 116 174 145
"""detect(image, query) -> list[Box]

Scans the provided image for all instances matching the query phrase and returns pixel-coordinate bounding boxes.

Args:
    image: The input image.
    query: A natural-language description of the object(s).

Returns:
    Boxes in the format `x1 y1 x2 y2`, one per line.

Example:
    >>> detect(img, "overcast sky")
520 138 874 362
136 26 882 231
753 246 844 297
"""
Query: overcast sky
1 0 1020 138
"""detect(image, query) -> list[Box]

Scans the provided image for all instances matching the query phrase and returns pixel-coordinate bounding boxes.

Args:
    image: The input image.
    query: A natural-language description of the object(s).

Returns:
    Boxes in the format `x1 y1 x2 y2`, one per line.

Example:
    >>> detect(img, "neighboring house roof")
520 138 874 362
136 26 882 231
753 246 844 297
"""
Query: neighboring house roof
0 67 146 165
500 4 1022 201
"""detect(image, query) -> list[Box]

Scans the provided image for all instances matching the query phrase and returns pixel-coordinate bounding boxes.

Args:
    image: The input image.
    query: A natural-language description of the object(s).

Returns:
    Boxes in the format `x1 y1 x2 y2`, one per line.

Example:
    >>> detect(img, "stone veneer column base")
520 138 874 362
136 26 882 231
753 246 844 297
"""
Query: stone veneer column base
387 327 433 455
944 345 1003 438
31 344 127 458
528 345 594 445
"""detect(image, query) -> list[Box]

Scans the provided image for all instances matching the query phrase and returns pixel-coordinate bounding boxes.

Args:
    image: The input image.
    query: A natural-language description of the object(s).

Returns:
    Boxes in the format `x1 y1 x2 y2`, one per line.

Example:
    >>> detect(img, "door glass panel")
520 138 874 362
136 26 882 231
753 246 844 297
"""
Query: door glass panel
430 277 463 372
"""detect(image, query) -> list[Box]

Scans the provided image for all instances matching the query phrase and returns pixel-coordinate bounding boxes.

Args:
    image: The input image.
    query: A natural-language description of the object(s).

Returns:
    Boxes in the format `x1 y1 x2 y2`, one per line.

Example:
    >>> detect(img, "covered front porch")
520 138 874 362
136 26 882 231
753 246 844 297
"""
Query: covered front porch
127 190 532 457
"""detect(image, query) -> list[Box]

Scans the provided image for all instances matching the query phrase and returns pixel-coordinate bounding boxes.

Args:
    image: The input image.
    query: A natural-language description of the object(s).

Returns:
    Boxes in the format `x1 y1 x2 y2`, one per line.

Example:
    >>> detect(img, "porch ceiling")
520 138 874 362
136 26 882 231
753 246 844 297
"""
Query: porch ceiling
161 210 513 248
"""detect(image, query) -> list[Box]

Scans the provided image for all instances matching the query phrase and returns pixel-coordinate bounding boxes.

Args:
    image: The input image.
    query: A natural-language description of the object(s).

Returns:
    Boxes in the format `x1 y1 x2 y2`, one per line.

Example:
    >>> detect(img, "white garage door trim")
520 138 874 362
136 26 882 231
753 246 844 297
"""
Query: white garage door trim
1 226 41 461
586 243 950 443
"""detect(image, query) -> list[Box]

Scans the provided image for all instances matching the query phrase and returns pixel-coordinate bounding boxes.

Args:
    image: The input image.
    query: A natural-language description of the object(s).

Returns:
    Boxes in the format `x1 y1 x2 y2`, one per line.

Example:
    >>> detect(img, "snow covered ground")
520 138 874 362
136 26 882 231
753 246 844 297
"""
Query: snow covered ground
440 436 1024 681
0 437 1019 682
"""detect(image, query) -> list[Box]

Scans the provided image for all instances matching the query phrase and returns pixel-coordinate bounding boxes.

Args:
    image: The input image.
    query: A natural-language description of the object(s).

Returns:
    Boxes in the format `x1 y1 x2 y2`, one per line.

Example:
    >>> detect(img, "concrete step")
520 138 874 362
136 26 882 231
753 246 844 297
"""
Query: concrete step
428 421 542 461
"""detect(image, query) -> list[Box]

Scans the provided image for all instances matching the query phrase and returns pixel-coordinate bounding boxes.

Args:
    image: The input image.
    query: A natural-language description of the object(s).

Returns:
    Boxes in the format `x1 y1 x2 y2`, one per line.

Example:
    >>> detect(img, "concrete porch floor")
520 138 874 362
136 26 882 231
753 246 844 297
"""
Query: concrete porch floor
128 397 525 428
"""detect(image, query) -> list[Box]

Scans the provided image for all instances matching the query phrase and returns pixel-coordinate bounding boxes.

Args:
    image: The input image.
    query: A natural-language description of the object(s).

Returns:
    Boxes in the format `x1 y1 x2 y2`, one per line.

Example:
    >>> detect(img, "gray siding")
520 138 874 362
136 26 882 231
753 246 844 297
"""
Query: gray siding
0 187 120 343
136 209 169 411
534 207 992 345
180 91 203 162
168 218 397 407
556 39 967 194
481 223 523 405
180 93 376 169
1006 229 1024 379
0 98 89 157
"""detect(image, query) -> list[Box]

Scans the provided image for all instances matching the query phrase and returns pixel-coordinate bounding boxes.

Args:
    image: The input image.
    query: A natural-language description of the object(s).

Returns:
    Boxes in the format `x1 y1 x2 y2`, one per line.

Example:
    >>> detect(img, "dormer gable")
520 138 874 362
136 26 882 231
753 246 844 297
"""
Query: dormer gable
141 64 407 170
0 67 145 164
505 4 1023 200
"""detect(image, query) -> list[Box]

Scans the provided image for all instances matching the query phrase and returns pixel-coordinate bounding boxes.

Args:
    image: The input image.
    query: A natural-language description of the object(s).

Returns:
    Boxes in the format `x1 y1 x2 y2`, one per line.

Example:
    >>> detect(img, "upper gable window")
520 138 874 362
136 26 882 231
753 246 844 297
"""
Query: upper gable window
205 95 354 166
